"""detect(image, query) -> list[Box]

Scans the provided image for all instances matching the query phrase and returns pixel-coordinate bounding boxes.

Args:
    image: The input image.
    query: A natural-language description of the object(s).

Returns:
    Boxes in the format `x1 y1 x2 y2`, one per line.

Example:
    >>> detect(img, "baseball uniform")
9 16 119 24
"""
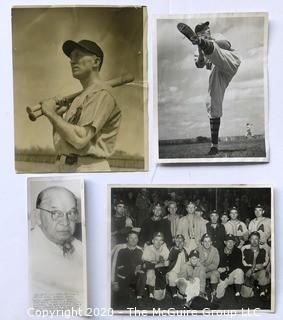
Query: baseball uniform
53 81 121 172
249 217 271 244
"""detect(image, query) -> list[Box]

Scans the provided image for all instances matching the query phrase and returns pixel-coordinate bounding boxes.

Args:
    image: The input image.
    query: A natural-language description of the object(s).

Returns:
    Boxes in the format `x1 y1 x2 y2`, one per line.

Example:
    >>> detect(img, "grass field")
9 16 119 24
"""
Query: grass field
159 138 266 160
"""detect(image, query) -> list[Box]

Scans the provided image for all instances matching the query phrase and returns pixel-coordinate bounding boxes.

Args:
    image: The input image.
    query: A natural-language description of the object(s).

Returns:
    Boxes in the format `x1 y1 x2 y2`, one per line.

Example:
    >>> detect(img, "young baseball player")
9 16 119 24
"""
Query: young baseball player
176 201 207 253
248 204 271 245
115 231 146 301
142 232 170 299
177 21 241 155
166 234 190 299
216 234 244 299
241 232 270 297
40 39 121 171
206 210 226 254
198 234 220 301
225 207 249 248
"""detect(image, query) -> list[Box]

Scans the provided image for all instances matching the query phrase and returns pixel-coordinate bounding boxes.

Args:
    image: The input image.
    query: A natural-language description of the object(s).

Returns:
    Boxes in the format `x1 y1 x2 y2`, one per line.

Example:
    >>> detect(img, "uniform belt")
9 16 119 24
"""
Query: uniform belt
56 154 104 165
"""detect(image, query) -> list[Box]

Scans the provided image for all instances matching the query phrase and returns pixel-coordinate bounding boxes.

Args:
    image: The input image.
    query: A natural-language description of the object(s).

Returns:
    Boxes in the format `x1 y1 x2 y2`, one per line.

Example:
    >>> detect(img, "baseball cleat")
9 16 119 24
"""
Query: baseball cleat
177 22 199 44
208 146 219 155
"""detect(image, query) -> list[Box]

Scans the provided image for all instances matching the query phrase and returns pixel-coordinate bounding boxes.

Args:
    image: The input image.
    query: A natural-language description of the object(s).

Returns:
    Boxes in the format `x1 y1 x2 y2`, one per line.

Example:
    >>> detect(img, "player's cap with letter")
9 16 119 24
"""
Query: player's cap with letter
62 39 104 64
201 233 211 242
195 21 209 33
189 249 200 258
152 232 164 240
225 234 236 242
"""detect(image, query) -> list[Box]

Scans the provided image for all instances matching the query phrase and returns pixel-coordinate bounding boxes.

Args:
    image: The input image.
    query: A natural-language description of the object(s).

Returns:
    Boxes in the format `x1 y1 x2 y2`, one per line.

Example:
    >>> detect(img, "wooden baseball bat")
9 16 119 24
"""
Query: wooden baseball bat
26 73 134 121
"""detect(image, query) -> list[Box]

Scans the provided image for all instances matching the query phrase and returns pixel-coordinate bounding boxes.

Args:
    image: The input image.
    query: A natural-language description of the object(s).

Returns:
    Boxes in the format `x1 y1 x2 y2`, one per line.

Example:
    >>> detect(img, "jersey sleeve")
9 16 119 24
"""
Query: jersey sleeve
78 90 116 132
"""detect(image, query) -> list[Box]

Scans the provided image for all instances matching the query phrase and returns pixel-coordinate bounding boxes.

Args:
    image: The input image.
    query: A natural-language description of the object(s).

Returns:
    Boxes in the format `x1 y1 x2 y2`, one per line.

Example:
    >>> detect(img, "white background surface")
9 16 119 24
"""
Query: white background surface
0 0 281 319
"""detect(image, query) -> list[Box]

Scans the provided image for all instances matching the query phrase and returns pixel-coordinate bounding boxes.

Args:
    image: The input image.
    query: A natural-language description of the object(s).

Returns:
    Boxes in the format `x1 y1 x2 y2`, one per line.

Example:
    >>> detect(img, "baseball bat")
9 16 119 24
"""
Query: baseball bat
26 73 134 121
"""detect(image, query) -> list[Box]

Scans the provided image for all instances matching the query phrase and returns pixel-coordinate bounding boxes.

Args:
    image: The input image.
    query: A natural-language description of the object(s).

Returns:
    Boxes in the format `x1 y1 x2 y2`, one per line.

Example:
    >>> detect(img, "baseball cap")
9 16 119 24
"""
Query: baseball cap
255 204 264 209
195 21 210 34
189 249 200 258
175 234 185 241
225 234 236 242
62 39 104 66
210 209 219 215
201 233 211 242
152 232 164 240
230 206 239 212
116 199 125 206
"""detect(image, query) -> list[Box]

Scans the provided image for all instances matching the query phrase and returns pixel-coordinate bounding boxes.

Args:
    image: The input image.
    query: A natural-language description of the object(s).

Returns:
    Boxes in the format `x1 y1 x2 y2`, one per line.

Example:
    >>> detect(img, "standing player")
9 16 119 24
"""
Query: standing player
41 39 122 172
177 21 241 155
248 204 271 246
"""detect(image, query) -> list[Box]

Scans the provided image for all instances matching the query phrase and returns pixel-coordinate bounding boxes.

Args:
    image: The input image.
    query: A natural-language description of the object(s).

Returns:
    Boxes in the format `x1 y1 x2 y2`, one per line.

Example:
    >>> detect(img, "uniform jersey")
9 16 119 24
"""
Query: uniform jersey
53 81 121 158
248 217 271 244
142 243 169 265
225 220 248 241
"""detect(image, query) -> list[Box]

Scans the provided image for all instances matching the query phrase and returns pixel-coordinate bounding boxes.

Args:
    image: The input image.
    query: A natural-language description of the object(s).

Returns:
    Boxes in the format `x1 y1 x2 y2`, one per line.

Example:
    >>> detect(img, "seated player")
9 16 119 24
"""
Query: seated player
142 232 170 300
216 234 244 299
198 234 220 301
140 203 172 246
114 231 145 302
248 204 271 246
166 234 189 299
206 210 226 254
241 231 271 298
225 207 248 248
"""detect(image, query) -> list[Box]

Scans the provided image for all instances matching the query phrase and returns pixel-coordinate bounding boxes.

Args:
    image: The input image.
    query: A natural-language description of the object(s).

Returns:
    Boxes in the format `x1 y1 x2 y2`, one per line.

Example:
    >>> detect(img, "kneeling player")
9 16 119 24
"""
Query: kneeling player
216 234 244 299
142 232 170 299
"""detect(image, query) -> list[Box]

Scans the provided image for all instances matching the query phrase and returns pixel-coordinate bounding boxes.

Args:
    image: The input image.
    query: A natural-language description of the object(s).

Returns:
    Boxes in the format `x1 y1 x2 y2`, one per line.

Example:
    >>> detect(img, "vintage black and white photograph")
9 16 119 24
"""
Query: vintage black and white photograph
155 13 268 163
110 185 274 314
13 6 147 172
27 177 87 313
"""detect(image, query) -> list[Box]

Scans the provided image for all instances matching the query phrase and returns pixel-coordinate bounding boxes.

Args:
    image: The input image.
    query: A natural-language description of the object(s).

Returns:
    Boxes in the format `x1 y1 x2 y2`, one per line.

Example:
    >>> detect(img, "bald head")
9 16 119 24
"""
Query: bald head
36 186 78 245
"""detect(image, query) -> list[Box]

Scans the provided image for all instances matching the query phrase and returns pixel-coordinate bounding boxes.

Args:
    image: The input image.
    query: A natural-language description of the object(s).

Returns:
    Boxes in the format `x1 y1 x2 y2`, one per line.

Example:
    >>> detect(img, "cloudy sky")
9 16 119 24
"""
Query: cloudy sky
13 7 146 156
157 14 267 140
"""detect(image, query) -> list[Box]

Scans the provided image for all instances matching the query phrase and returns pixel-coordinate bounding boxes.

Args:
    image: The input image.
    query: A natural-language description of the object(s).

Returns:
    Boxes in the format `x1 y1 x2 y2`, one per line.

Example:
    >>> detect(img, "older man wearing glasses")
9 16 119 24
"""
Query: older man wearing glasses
30 186 83 307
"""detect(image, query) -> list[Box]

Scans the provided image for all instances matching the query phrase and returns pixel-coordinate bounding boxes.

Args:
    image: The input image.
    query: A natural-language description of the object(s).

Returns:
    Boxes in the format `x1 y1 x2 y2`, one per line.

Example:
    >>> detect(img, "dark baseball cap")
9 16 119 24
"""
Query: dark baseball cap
195 21 210 34
189 249 199 258
62 39 104 66
153 232 164 240
225 234 236 242
210 210 219 215
201 233 211 242
255 204 264 209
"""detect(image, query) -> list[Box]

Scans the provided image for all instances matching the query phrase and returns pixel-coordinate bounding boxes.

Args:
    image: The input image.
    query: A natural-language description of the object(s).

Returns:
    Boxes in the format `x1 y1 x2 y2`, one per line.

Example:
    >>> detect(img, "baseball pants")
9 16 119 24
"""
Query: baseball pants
205 43 241 118
216 268 244 298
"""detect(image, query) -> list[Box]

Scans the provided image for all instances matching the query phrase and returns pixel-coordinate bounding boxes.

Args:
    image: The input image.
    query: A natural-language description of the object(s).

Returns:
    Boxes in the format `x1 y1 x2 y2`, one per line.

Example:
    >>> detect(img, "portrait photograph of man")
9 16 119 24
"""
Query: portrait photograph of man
27 177 87 313
13 6 147 172
155 13 268 163
109 185 274 314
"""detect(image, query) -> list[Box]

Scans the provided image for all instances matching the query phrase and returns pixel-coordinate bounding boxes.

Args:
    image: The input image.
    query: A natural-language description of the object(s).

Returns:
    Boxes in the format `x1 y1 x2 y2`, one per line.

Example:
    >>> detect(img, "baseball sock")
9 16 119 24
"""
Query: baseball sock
210 118 220 147
148 285 154 296
198 38 214 55
235 284 241 294
169 286 177 297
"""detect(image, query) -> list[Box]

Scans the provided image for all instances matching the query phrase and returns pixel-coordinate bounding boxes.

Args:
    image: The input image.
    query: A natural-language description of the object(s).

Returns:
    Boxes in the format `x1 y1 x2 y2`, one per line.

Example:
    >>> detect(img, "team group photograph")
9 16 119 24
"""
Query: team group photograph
111 187 273 312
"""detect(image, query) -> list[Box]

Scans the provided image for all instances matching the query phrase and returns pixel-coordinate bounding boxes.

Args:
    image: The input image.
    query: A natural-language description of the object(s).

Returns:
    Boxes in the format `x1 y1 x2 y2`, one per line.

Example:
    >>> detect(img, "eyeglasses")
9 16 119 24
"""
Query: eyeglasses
37 207 78 222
